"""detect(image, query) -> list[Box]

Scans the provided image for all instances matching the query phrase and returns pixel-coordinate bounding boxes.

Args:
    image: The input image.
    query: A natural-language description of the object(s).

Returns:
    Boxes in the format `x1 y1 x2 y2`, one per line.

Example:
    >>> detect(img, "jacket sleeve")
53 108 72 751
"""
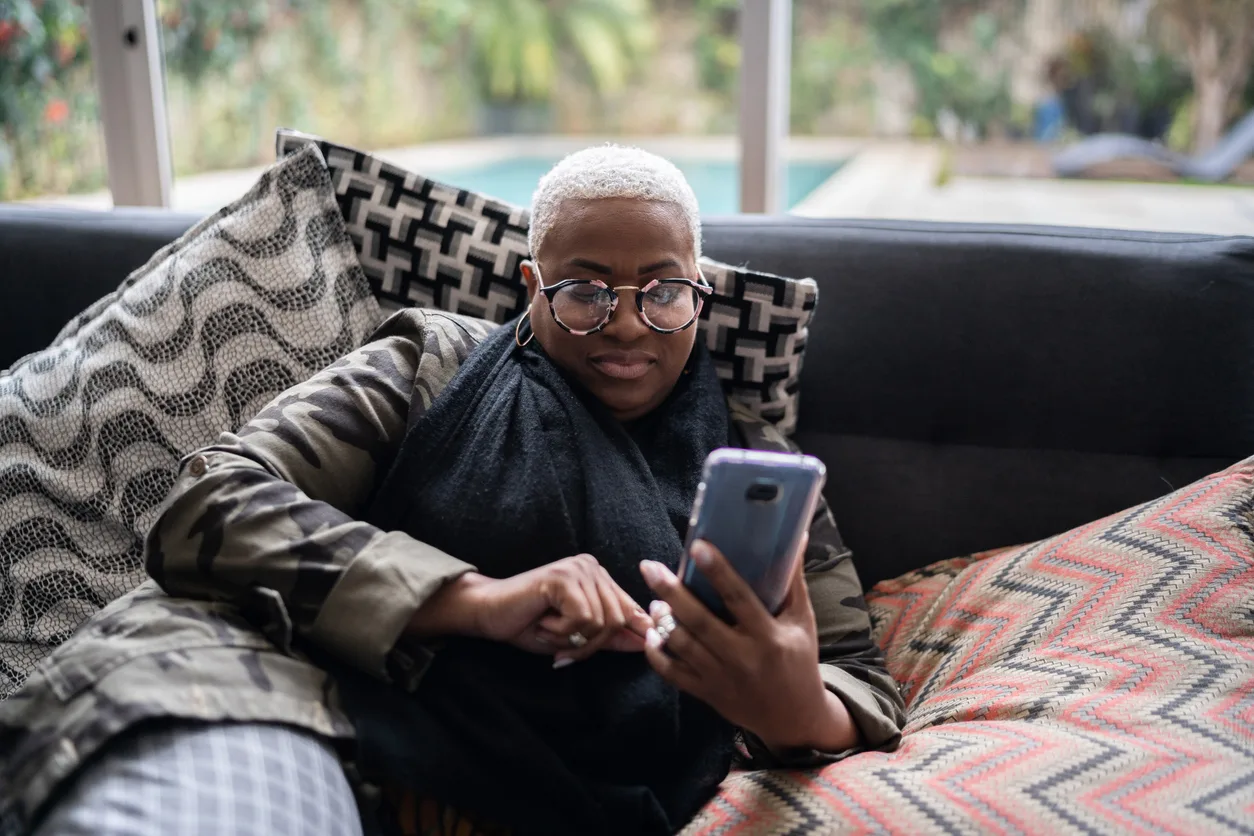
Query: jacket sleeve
739 496 908 767
144 310 494 688
729 407 908 768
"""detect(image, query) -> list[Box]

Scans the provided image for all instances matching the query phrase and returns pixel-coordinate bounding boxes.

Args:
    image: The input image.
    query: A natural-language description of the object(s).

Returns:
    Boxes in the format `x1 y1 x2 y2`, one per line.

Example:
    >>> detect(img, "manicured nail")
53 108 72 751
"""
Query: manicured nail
639 560 661 586
646 628 663 649
552 656 575 670
649 599 667 618
692 540 713 568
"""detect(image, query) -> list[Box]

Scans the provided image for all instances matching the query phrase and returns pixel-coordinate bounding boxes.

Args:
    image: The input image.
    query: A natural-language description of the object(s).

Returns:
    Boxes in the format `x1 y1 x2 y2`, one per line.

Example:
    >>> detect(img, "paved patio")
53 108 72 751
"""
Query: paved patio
791 143 1254 236
19 136 1254 236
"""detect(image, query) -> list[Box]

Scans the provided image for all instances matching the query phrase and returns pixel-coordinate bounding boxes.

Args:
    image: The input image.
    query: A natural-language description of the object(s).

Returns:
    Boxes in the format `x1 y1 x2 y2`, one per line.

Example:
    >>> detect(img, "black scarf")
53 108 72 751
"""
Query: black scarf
334 319 736 835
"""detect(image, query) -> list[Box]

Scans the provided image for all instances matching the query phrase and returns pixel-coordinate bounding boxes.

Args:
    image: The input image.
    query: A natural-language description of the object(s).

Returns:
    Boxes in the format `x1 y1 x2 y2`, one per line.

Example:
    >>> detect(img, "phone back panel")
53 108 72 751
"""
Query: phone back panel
680 449 826 621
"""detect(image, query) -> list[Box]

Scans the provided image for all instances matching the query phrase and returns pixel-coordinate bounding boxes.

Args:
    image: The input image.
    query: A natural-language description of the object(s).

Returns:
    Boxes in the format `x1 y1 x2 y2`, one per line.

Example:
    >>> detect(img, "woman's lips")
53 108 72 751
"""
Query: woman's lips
589 351 656 381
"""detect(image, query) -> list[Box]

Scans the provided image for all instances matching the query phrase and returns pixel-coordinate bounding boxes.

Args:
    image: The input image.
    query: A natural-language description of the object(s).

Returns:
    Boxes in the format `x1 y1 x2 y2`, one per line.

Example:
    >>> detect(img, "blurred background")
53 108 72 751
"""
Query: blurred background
2 0 1252 231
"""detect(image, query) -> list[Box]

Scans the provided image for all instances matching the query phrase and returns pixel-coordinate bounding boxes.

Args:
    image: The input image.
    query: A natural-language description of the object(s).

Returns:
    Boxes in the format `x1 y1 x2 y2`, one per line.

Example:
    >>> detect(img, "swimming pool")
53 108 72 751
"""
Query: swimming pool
426 158 844 214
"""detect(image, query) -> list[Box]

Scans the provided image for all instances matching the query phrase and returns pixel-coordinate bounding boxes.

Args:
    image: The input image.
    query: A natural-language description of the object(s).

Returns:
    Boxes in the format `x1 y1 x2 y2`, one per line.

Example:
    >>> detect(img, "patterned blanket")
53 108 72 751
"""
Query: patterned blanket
686 459 1254 834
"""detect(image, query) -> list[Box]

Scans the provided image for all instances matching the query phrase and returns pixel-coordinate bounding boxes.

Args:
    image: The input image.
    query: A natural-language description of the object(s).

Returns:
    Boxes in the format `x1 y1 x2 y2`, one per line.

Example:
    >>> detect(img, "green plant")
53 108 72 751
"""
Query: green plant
790 7 876 134
411 0 655 105
158 0 268 85
158 0 342 85
934 143 953 186
692 0 738 97
865 0 1020 138
156 0 350 173
0 0 96 198
1059 25 1191 138
1166 96 1195 151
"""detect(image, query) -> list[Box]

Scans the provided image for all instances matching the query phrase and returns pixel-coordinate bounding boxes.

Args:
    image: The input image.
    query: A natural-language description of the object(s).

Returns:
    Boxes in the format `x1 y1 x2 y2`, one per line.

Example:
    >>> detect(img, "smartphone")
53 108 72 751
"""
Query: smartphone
678 448 827 622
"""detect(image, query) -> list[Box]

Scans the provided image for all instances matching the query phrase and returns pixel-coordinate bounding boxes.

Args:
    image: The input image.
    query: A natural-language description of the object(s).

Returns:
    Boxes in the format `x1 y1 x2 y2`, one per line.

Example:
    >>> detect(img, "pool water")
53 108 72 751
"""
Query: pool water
427 158 843 214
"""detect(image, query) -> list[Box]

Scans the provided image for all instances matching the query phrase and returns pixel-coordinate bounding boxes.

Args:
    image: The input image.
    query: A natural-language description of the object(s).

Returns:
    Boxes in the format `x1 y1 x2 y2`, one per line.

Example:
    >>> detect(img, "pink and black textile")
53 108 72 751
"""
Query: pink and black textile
686 460 1254 833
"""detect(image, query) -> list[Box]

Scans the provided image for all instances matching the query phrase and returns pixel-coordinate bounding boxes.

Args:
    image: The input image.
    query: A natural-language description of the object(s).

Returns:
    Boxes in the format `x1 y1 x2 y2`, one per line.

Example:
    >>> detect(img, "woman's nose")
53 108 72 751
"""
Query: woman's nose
602 291 652 341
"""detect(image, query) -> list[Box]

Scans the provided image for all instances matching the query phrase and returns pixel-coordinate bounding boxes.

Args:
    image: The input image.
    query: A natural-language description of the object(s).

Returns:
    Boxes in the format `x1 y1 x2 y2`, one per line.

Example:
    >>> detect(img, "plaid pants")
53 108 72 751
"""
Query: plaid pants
34 722 361 836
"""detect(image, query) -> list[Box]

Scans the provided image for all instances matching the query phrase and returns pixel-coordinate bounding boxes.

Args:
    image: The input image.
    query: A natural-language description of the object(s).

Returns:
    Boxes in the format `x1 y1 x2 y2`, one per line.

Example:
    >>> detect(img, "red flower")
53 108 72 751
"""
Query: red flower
44 99 70 124
0 20 18 49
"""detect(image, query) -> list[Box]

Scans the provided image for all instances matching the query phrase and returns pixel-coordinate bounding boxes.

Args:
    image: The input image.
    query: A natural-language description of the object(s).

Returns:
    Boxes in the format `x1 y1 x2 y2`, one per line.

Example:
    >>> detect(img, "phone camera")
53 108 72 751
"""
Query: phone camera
745 480 779 503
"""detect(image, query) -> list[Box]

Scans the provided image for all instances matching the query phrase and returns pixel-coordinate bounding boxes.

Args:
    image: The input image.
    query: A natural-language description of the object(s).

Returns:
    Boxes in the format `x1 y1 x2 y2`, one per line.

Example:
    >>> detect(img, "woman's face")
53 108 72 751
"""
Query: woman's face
524 198 700 422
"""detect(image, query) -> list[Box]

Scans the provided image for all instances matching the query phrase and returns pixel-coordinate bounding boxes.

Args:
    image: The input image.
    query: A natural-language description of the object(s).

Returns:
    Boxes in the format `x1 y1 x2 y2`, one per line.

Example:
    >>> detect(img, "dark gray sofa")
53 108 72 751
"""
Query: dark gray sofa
3 205 1252 588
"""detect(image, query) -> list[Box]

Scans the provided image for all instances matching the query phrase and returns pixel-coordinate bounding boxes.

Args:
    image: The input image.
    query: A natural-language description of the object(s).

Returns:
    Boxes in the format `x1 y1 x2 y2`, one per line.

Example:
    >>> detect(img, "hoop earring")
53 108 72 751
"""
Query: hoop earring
515 305 535 348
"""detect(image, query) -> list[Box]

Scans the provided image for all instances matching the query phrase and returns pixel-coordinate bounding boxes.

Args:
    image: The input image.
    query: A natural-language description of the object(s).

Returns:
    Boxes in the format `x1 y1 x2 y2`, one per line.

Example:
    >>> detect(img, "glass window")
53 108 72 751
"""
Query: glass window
156 0 755 215
0 0 108 207
789 0 1254 235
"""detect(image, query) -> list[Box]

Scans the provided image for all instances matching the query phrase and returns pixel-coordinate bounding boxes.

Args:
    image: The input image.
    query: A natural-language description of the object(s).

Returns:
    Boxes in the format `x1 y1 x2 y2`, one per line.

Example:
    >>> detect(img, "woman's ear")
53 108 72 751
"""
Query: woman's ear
521 259 539 302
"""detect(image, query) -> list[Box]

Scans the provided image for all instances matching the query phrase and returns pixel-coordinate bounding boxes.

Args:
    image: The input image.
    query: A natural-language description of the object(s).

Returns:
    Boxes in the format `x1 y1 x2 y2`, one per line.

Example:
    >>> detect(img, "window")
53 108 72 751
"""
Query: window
156 0 749 215
788 0 1254 235
7 0 1253 231
0 0 107 207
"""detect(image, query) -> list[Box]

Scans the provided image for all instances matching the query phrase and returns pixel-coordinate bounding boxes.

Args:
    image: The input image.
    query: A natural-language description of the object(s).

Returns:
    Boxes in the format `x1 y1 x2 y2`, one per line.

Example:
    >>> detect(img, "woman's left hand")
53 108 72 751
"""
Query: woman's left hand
639 538 859 753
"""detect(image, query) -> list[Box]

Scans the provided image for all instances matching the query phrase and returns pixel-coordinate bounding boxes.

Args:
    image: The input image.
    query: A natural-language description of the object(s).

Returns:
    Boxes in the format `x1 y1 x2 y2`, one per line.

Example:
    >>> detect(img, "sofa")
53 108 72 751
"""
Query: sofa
2 201 1253 833
4 207 1251 588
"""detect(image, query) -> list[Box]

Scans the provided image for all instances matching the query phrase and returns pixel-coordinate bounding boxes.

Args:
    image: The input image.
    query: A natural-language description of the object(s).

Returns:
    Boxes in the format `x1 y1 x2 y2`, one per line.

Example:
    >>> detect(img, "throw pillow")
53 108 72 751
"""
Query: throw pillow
866 545 1016 665
0 144 381 698
274 129 817 434
683 461 1254 834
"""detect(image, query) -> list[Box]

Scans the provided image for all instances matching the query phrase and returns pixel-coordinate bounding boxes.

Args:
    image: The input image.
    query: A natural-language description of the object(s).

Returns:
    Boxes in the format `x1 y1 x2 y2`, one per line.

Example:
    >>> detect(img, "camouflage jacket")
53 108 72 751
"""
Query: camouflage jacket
0 309 905 834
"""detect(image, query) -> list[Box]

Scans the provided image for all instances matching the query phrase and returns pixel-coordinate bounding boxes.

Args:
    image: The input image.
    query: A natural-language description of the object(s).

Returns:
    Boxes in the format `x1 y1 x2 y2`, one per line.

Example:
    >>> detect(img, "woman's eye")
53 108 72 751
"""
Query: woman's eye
647 286 682 305
567 286 602 302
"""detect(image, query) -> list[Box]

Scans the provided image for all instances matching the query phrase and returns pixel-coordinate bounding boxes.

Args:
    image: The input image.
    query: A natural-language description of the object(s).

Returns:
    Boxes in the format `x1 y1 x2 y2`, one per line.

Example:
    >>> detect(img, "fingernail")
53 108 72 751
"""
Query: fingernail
692 540 713 568
639 560 661 586
552 656 575 670
649 599 666 618
646 628 663 649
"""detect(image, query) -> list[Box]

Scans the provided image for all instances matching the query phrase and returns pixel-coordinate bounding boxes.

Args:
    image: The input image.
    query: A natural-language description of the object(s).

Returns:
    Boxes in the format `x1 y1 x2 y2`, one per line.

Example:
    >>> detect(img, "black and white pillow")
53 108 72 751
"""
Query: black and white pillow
0 144 381 698
275 130 818 434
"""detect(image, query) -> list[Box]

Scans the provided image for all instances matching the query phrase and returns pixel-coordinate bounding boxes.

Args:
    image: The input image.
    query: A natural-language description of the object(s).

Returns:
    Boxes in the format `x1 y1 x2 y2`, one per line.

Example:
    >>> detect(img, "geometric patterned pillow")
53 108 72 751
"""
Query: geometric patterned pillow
684 460 1254 834
865 546 1017 669
0 144 381 699
275 129 817 434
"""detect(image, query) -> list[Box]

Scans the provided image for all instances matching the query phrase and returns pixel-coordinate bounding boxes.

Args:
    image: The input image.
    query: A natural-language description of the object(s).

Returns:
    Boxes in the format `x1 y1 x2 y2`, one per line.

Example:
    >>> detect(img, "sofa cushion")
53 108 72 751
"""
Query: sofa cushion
0 145 381 698
684 459 1254 833
274 129 817 434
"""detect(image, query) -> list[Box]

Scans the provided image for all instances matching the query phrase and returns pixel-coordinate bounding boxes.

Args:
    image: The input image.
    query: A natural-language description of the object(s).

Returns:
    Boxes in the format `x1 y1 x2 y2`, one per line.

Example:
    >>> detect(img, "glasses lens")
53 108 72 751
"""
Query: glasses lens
552 283 613 332
641 283 700 331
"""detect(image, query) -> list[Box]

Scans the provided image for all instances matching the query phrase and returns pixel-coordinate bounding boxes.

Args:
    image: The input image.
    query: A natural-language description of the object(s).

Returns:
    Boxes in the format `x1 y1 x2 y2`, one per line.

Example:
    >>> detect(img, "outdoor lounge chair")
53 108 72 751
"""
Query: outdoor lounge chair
1053 109 1254 183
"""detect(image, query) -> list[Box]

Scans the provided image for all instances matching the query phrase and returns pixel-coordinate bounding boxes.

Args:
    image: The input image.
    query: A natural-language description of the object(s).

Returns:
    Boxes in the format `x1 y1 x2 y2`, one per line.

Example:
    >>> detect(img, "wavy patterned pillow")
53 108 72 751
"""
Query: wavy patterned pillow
275 129 817 434
0 145 381 698
684 461 1254 834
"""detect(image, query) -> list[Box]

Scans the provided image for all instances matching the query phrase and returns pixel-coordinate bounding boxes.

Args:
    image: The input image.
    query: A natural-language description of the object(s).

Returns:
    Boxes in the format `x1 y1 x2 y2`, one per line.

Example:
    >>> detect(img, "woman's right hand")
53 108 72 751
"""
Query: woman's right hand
409 555 653 665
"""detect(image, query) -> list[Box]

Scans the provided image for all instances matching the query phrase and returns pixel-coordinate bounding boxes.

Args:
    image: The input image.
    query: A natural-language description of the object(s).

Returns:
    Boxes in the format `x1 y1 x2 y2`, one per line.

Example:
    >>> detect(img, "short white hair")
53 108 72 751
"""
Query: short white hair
529 145 702 262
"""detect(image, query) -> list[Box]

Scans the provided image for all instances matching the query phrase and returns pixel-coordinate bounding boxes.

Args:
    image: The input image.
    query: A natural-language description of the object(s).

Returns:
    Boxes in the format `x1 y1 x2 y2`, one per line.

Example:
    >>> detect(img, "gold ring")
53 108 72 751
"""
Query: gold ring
568 632 588 648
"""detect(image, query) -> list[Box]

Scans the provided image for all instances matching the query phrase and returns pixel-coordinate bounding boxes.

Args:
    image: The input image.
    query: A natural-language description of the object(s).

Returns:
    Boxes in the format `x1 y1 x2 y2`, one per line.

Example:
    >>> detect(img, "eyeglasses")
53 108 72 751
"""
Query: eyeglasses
525 260 712 335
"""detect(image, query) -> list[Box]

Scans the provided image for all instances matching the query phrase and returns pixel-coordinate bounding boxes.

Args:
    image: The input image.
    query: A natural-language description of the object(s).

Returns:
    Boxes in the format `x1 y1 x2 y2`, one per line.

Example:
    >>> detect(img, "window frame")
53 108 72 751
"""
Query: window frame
87 0 173 207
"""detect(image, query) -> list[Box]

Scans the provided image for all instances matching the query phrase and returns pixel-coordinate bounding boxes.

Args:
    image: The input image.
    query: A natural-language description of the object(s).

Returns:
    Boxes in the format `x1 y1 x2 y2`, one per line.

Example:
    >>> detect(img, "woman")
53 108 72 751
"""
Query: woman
11 147 904 836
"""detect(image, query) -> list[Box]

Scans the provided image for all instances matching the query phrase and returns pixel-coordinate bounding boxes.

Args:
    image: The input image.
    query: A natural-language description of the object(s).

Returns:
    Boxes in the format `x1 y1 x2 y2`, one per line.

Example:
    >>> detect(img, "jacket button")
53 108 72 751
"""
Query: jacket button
50 738 78 773
188 456 207 477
